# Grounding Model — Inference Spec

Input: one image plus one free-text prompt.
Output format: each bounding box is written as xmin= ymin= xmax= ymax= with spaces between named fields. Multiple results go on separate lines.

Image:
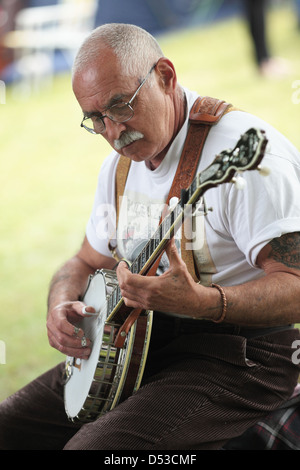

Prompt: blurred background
xmin=1 ymin=0 xmax=300 ymax=401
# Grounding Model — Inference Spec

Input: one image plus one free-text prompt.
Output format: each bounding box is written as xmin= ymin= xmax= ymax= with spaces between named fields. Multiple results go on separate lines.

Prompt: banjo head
xmin=64 ymin=269 xmax=152 ymax=422
xmin=64 ymin=270 xmax=108 ymax=420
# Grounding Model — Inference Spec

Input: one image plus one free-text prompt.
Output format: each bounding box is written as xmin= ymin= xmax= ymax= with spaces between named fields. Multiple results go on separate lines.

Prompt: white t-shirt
xmin=86 ymin=87 xmax=300 ymax=287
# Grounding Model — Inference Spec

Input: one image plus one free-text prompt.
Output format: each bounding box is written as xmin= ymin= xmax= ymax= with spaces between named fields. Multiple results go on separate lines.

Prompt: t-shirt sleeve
xmin=224 ymin=125 xmax=300 ymax=268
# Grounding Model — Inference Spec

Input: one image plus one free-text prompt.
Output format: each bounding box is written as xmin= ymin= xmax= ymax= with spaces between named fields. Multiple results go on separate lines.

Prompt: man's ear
xmin=155 ymin=58 xmax=177 ymax=93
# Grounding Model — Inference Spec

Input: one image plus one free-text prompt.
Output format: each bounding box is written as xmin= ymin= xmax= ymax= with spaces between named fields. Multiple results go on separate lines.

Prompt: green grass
xmin=1 ymin=5 xmax=300 ymax=401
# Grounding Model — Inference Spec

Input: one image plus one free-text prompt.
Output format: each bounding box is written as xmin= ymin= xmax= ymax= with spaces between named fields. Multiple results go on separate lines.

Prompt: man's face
xmin=72 ymin=50 xmax=176 ymax=168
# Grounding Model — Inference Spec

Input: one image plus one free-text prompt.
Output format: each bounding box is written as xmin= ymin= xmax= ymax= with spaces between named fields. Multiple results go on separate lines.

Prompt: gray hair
xmin=73 ymin=23 xmax=164 ymax=78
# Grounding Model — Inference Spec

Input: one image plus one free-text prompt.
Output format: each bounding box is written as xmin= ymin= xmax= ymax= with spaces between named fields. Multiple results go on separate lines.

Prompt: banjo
xmin=64 ymin=128 xmax=268 ymax=423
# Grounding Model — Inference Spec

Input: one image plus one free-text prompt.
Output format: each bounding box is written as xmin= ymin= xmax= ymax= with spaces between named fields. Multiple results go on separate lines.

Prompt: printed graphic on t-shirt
xmin=117 ymin=190 xmax=215 ymax=278
xmin=117 ymin=190 xmax=182 ymax=272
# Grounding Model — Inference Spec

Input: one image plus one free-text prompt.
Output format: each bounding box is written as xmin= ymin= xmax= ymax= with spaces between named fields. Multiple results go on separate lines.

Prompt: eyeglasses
xmin=80 ymin=63 xmax=156 ymax=135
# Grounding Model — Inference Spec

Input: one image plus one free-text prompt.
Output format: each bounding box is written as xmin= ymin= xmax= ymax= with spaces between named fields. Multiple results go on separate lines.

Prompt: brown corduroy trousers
xmin=0 ymin=316 xmax=299 ymax=450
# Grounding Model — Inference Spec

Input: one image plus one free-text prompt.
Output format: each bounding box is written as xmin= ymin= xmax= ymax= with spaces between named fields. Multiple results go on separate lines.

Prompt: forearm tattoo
xmin=268 ymin=232 xmax=300 ymax=270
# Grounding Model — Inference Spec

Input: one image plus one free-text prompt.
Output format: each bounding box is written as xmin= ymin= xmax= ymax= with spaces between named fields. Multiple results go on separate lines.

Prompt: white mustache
xmin=114 ymin=131 xmax=144 ymax=150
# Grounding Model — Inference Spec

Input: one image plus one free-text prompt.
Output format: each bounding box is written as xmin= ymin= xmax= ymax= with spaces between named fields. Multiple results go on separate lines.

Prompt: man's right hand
xmin=46 ymin=237 xmax=116 ymax=358
xmin=46 ymin=301 xmax=95 ymax=359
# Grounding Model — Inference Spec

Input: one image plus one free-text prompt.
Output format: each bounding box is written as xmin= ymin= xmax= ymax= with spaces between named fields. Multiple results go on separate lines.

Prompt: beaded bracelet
xmin=211 ymin=283 xmax=227 ymax=323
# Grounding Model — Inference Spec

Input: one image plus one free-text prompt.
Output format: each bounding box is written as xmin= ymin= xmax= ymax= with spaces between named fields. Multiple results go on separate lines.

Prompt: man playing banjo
xmin=0 ymin=23 xmax=300 ymax=450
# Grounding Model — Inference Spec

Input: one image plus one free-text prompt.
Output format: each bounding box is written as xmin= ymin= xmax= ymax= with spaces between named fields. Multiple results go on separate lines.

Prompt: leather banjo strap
xmin=166 ymin=96 xmax=233 ymax=281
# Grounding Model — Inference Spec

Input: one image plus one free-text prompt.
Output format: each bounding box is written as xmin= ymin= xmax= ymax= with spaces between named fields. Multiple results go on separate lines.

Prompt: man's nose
xmin=103 ymin=117 xmax=127 ymax=142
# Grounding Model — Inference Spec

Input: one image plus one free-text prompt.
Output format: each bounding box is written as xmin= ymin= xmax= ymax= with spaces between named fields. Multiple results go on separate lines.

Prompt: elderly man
xmin=0 ymin=23 xmax=300 ymax=450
